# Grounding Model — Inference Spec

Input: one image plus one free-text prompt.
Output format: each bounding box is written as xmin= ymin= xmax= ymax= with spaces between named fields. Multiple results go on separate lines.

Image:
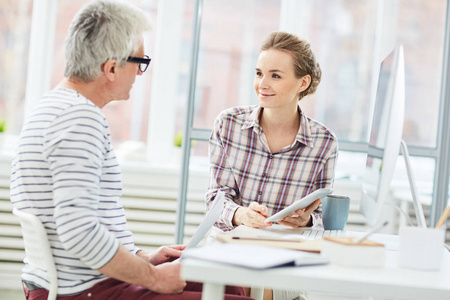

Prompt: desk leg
xmin=250 ymin=287 xmax=264 ymax=300
xmin=201 ymin=282 xmax=225 ymax=300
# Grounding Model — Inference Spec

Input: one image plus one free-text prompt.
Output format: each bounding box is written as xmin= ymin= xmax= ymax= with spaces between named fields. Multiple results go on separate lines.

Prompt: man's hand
xmin=98 ymin=244 xmax=185 ymax=294
xmin=138 ymin=245 xmax=186 ymax=265
xmin=277 ymin=199 xmax=321 ymax=228
xmin=232 ymin=202 xmax=272 ymax=228
xmin=149 ymin=262 xmax=186 ymax=294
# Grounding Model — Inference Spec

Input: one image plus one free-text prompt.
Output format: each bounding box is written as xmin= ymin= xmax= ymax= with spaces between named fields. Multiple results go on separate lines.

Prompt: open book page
xmin=175 ymin=191 xmax=225 ymax=262
xmin=182 ymin=243 xmax=328 ymax=269
xmin=185 ymin=190 xmax=225 ymax=249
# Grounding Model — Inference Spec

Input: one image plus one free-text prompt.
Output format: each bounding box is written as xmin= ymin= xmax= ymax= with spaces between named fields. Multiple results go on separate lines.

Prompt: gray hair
xmin=64 ymin=0 xmax=152 ymax=82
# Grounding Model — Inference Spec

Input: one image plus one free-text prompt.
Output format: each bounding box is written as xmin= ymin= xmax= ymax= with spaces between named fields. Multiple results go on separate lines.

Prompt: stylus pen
xmin=354 ymin=221 xmax=389 ymax=244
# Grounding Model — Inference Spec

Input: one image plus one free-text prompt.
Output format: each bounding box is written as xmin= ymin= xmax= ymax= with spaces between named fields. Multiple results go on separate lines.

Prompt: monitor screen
xmin=360 ymin=45 xmax=405 ymax=227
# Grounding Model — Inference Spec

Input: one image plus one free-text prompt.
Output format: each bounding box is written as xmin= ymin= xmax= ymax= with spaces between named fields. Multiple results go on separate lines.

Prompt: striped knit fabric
xmin=10 ymin=88 xmax=139 ymax=295
xmin=207 ymin=105 xmax=338 ymax=230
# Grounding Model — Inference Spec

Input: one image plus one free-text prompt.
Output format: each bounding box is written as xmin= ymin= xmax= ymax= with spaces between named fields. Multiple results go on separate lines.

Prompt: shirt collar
xmin=241 ymin=104 xmax=314 ymax=148
xmin=241 ymin=106 xmax=262 ymax=134
xmin=297 ymin=107 xmax=314 ymax=148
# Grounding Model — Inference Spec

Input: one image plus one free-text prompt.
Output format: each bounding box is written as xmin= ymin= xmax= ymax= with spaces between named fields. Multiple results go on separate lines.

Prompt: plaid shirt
xmin=207 ymin=104 xmax=338 ymax=231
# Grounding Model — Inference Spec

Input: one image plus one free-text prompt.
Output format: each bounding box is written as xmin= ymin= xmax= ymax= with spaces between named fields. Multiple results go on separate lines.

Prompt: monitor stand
xmin=400 ymin=140 xmax=427 ymax=228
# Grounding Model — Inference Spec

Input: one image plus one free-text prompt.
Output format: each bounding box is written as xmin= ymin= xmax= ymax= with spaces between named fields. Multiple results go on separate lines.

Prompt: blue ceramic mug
xmin=322 ymin=195 xmax=350 ymax=230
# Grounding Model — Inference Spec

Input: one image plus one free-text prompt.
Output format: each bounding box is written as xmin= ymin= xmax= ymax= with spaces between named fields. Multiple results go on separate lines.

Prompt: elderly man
xmin=10 ymin=1 xmax=251 ymax=299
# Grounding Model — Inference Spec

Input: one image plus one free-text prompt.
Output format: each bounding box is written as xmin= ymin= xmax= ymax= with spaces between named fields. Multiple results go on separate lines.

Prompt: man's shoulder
xmin=26 ymin=89 xmax=107 ymax=136
xmin=38 ymin=89 xmax=104 ymax=119
xmin=42 ymin=89 xmax=97 ymax=107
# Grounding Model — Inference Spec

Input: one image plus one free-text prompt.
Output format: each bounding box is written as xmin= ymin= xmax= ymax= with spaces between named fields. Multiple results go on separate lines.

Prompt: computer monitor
xmin=359 ymin=45 xmax=426 ymax=228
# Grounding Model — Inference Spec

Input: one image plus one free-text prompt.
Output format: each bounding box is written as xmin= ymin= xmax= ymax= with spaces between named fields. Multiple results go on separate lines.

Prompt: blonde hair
xmin=64 ymin=0 xmax=152 ymax=82
xmin=260 ymin=31 xmax=322 ymax=100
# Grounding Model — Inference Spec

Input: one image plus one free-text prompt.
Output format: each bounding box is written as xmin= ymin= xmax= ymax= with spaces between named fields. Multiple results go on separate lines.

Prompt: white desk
xmin=181 ymin=234 xmax=450 ymax=300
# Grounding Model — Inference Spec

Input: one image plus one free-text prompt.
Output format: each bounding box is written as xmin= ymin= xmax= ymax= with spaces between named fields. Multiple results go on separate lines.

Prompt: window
xmin=180 ymin=0 xmax=449 ymax=233
xmin=1 ymin=0 xmax=449 ymax=231
xmin=0 ymin=0 xmax=32 ymax=136
xmin=191 ymin=0 xmax=281 ymax=130
xmin=187 ymin=0 xmax=446 ymax=149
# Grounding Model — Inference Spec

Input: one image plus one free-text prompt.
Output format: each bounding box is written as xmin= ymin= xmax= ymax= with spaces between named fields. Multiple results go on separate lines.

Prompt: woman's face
xmin=254 ymin=49 xmax=309 ymax=111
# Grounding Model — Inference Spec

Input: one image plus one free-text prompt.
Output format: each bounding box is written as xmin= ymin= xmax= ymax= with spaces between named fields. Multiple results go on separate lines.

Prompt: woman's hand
xmin=138 ymin=245 xmax=186 ymax=265
xmin=232 ymin=202 xmax=272 ymax=228
xmin=277 ymin=199 xmax=321 ymax=228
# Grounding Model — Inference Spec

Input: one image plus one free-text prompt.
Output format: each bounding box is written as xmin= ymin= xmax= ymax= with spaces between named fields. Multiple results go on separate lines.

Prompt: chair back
xmin=13 ymin=207 xmax=58 ymax=300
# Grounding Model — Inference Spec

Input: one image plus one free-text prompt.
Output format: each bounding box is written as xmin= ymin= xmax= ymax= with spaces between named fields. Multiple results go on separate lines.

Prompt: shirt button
xmin=269 ymin=154 xmax=273 ymax=159
xmin=264 ymin=173 xmax=268 ymax=177
xmin=258 ymin=191 xmax=262 ymax=195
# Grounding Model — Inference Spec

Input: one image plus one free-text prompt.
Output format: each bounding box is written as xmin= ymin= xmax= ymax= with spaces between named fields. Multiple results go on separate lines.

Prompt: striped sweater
xmin=10 ymin=88 xmax=139 ymax=295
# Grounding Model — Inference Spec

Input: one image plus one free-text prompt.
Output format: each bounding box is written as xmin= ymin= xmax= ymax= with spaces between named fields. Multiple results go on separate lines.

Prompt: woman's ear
xmin=103 ymin=59 xmax=117 ymax=81
xmin=298 ymin=75 xmax=311 ymax=93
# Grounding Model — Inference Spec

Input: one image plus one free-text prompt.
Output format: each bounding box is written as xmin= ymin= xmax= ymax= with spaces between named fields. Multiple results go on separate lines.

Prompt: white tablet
xmin=264 ymin=188 xmax=333 ymax=223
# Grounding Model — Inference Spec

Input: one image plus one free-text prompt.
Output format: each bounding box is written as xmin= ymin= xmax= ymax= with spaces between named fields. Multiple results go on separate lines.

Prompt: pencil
xmin=435 ymin=206 xmax=450 ymax=229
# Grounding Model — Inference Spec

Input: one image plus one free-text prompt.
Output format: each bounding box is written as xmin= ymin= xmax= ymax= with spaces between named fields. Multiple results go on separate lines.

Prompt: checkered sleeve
xmin=206 ymin=114 xmax=241 ymax=231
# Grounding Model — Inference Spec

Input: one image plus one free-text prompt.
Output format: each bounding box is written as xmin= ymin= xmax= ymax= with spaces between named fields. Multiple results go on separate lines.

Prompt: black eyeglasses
xmin=126 ymin=55 xmax=151 ymax=72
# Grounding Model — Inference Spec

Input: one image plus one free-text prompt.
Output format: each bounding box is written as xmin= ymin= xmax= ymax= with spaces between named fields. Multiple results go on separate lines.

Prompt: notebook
xmin=216 ymin=233 xmax=323 ymax=253
xmin=216 ymin=224 xmax=324 ymax=253
xmin=182 ymin=243 xmax=328 ymax=269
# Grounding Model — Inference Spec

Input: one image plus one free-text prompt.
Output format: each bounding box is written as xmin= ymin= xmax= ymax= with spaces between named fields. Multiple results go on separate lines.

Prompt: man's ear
xmin=103 ymin=59 xmax=117 ymax=81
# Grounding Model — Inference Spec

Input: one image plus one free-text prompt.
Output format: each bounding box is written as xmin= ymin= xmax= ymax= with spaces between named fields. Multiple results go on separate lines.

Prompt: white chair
xmin=13 ymin=207 xmax=58 ymax=300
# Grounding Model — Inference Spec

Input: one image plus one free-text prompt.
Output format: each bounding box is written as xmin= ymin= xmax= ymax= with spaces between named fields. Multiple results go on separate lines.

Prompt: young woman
xmin=206 ymin=31 xmax=338 ymax=300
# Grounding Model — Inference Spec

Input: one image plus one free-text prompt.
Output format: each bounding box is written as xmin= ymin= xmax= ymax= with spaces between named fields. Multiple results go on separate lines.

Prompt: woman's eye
xmin=272 ymin=74 xmax=281 ymax=79
xmin=256 ymin=71 xmax=262 ymax=76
